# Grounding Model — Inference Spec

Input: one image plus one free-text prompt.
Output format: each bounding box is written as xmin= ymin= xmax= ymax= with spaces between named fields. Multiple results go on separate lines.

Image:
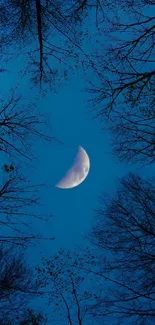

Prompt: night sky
xmin=1 ymin=2 xmax=155 ymax=324
xmin=1 ymin=42 xmax=134 ymax=255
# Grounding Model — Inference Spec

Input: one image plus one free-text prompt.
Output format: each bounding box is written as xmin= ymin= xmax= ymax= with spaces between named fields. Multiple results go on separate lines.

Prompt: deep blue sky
xmin=1 ymin=6 xmax=155 ymax=323
xmin=1 ymin=56 xmax=135 ymax=255
xmin=3 ymin=62 xmax=153 ymax=258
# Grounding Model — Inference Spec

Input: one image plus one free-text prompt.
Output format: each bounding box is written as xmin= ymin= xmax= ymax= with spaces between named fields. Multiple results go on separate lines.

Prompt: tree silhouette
xmin=0 ymin=164 xmax=53 ymax=246
xmin=85 ymin=173 xmax=155 ymax=324
xmin=0 ymin=244 xmax=47 ymax=324
xmin=64 ymin=0 xmax=105 ymax=27
xmin=36 ymin=248 xmax=101 ymax=324
xmin=87 ymin=1 xmax=155 ymax=165
xmin=0 ymin=0 xmax=84 ymax=89
xmin=0 ymin=88 xmax=54 ymax=162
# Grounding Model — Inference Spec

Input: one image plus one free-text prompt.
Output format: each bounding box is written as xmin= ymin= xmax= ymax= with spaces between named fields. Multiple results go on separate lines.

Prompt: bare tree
xmin=0 ymin=244 xmax=47 ymax=324
xmin=86 ymin=0 xmax=155 ymax=165
xmin=0 ymin=0 xmax=86 ymax=89
xmin=0 ymin=88 xmax=55 ymax=162
xmin=84 ymin=173 xmax=155 ymax=324
xmin=0 ymin=164 xmax=54 ymax=246
xmin=63 ymin=0 xmax=105 ymax=28
xmin=0 ymin=89 xmax=55 ymax=245
xmin=36 ymin=248 xmax=101 ymax=324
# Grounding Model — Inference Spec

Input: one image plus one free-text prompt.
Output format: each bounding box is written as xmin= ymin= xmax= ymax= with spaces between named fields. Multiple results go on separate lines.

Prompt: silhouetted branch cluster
xmin=0 ymin=89 xmax=54 ymax=161
xmin=87 ymin=0 xmax=155 ymax=165
xmin=0 ymin=244 xmax=47 ymax=324
xmin=64 ymin=0 xmax=105 ymax=27
xmin=36 ymin=248 xmax=101 ymax=324
xmin=0 ymin=0 xmax=85 ymax=89
xmin=0 ymin=165 xmax=54 ymax=246
xmin=84 ymin=173 xmax=155 ymax=324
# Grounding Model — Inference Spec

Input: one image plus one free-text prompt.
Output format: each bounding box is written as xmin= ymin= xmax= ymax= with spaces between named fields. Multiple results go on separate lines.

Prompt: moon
xmin=56 ymin=145 xmax=90 ymax=189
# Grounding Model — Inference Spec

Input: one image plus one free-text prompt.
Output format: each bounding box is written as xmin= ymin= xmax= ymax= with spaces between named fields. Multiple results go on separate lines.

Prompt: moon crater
xmin=56 ymin=146 xmax=90 ymax=189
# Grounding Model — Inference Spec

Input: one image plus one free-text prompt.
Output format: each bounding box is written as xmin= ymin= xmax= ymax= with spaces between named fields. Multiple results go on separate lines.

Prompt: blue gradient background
xmin=1 ymin=9 xmax=155 ymax=323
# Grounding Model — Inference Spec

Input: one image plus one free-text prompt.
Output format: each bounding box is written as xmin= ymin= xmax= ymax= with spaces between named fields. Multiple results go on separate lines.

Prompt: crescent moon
xmin=56 ymin=145 xmax=90 ymax=189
